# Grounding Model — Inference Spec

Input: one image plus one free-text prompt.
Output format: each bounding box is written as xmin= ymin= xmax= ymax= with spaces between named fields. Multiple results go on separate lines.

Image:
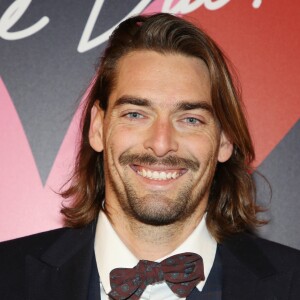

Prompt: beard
xmin=121 ymin=182 xmax=205 ymax=226
xmin=106 ymin=151 xmax=210 ymax=226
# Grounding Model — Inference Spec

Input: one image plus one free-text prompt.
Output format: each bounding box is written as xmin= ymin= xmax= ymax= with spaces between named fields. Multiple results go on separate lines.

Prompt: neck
xmin=106 ymin=203 xmax=206 ymax=261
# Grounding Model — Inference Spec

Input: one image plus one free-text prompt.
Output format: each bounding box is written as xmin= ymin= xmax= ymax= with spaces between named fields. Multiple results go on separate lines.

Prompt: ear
xmin=89 ymin=101 xmax=104 ymax=152
xmin=217 ymin=131 xmax=233 ymax=163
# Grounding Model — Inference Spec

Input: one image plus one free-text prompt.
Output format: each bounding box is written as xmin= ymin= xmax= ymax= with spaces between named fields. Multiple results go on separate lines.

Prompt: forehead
xmin=108 ymin=50 xmax=211 ymax=110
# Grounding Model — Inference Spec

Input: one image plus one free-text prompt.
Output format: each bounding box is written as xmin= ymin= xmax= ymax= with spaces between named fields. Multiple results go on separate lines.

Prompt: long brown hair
xmin=61 ymin=13 xmax=266 ymax=241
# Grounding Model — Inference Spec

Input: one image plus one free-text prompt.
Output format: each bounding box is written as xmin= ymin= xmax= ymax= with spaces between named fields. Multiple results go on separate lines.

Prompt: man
xmin=1 ymin=13 xmax=300 ymax=300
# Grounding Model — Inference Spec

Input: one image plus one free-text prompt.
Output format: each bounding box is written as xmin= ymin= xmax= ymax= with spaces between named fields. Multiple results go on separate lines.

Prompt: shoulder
xmin=220 ymin=233 xmax=300 ymax=298
xmin=0 ymin=224 xmax=96 ymax=299
xmin=0 ymin=227 xmax=69 ymax=259
xmin=0 ymin=227 xmax=76 ymax=299
xmin=220 ymin=232 xmax=300 ymax=278
xmin=237 ymin=233 xmax=300 ymax=262
xmin=0 ymin=222 xmax=96 ymax=268
xmin=252 ymin=235 xmax=300 ymax=257
xmin=0 ymin=227 xmax=69 ymax=285
xmin=222 ymin=232 xmax=300 ymax=264
xmin=252 ymin=235 xmax=300 ymax=270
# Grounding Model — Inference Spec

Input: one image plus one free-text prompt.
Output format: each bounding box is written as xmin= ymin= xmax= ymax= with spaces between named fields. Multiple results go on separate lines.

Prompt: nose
xmin=143 ymin=118 xmax=179 ymax=157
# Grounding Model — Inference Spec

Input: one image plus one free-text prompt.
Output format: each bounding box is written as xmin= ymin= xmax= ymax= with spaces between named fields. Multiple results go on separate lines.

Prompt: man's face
xmin=89 ymin=50 xmax=232 ymax=226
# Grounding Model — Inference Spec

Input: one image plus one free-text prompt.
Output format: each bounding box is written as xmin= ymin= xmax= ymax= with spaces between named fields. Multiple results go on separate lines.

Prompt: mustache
xmin=119 ymin=153 xmax=199 ymax=172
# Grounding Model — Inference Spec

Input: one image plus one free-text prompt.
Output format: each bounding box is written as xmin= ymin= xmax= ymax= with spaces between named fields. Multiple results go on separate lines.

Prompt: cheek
xmin=104 ymin=124 xmax=142 ymax=158
xmin=183 ymin=131 xmax=220 ymax=161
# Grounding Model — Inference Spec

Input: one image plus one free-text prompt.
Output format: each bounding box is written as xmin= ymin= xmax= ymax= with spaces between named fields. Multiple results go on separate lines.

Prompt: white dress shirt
xmin=94 ymin=211 xmax=217 ymax=300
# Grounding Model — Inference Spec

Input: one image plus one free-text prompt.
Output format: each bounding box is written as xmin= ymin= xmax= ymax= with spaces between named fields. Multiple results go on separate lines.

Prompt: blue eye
xmin=185 ymin=117 xmax=200 ymax=124
xmin=126 ymin=112 xmax=144 ymax=119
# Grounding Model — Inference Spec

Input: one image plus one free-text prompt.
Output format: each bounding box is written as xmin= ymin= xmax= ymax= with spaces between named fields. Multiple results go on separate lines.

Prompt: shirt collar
xmin=94 ymin=211 xmax=217 ymax=294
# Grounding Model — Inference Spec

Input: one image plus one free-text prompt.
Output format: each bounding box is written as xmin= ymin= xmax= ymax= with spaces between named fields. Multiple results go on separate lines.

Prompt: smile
xmin=131 ymin=165 xmax=186 ymax=181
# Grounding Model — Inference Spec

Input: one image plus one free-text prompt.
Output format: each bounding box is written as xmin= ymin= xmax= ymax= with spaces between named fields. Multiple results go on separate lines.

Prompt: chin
xmin=127 ymin=195 xmax=189 ymax=226
xmin=131 ymin=211 xmax=183 ymax=226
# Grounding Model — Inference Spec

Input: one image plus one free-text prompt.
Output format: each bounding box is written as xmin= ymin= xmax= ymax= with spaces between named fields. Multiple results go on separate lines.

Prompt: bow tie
xmin=109 ymin=252 xmax=205 ymax=300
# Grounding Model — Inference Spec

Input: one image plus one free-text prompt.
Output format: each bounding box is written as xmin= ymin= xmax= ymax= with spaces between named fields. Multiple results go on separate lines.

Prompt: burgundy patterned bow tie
xmin=109 ymin=252 xmax=205 ymax=300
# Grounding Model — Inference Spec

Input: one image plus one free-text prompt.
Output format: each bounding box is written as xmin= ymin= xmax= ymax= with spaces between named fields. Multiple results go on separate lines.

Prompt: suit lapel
xmin=24 ymin=225 xmax=287 ymax=299
xmin=26 ymin=223 xmax=96 ymax=300
xmin=220 ymin=233 xmax=277 ymax=300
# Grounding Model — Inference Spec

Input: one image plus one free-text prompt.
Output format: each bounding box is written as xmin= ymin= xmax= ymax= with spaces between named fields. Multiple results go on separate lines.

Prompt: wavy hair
xmin=61 ymin=13 xmax=266 ymax=241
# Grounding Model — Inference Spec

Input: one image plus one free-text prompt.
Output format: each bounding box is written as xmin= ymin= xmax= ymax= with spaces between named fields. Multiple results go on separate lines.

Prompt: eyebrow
xmin=113 ymin=96 xmax=151 ymax=108
xmin=174 ymin=101 xmax=214 ymax=115
xmin=113 ymin=96 xmax=214 ymax=115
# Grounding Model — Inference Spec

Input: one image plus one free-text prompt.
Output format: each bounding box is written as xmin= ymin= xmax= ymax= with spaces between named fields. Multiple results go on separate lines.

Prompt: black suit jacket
xmin=1 ymin=222 xmax=300 ymax=300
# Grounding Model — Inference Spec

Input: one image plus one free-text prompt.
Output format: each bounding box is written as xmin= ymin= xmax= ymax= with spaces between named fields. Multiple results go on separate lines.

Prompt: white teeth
xmin=142 ymin=169 xmax=147 ymax=177
xmin=137 ymin=169 xmax=180 ymax=180
xmin=153 ymin=171 xmax=159 ymax=179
